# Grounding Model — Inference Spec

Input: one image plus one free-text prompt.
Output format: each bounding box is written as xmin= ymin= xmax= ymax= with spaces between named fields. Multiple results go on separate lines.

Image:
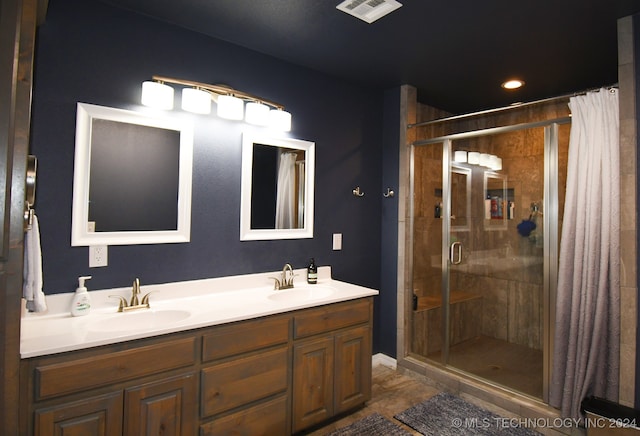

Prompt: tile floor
xmin=304 ymin=363 xmax=585 ymax=436
xmin=304 ymin=364 xmax=436 ymax=435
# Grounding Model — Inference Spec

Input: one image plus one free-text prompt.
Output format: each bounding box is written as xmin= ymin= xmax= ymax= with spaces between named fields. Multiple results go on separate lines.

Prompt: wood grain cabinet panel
xmin=124 ymin=372 xmax=197 ymax=436
xmin=334 ymin=325 xmax=372 ymax=413
xmin=292 ymin=336 xmax=334 ymax=432
xmin=201 ymin=346 xmax=288 ymax=417
xmin=293 ymin=299 xmax=370 ymax=339
xmin=35 ymin=338 xmax=196 ymax=400
xmin=200 ymin=395 xmax=288 ymax=436
xmin=202 ymin=316 xmax=289 ymax=362
xmin=34 ymin=391 xmax=123 ymax=436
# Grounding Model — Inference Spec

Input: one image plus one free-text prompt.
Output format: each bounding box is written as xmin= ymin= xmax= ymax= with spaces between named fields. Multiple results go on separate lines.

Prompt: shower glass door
xmin=410 ymin=121 xmax=569 ymax=402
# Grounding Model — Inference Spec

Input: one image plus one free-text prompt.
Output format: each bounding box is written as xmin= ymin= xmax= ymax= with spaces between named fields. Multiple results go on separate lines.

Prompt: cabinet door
xmin=34 ymin=391 xmax=123 ymax=436
xmin=334 ymin=325 xmax=372 ymax=414
xmin=292 ymin=336 xmax=334 ymax=433
xmin=124 ymin=372 xmax=196 ymax=436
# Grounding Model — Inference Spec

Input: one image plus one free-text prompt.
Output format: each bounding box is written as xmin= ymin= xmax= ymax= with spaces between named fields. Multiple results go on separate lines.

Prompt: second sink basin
xmin=268 ymin=285 xmax=336 ymax=303
xmin=89 ymin=309 xmax=191 ymax=333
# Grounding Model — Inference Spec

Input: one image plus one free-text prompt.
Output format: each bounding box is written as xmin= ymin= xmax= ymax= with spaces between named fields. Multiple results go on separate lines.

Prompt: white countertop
xmin=20 ymin=266 xmax=378 ymax=358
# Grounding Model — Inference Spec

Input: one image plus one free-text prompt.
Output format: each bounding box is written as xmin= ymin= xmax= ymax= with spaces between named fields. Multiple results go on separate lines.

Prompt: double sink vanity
xmin=20 ymin=266 xmax=378 ymax=435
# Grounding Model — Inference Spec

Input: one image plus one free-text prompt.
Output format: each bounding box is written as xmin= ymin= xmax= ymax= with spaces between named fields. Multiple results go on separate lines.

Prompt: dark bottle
xmin=307 ymin=258 xmax=317 ymax=284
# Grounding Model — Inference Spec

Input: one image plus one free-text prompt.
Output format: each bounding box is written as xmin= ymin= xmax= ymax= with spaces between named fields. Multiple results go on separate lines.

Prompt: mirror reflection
xmin=240 ymin=134 xmax=315 ymax=241
xmin=451 ymin=164 xmax=471 ymax=231
xmin=484 ymin=171 xmax=508 ymax=230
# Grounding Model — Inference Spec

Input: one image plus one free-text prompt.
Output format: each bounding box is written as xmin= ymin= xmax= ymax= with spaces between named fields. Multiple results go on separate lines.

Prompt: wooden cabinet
xmin=25 ymin=335 xmax=198 ymax=436
xmin=125 ymin=373 xmax=197 ymax=436
xmin=34 ymin=392 xmax=123 ymax=436
xmin=199 ymin=315 xmax=291 ymax=435
xmin=21 ymin=297 xmax=373 ymax=435
xmin=292 ymin=299 xmax=373 ymax=433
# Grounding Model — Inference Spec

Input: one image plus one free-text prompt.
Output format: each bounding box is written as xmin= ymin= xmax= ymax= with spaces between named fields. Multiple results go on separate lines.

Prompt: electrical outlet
xmin=89 ymin=245 xmax=108 ymax=267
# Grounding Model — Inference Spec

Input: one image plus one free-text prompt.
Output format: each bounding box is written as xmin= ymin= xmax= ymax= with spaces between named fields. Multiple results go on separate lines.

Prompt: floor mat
xmin=394 ymin=392 xmax=541 ymax=435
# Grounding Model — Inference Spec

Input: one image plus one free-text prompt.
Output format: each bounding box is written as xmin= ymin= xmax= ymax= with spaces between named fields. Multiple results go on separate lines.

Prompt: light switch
xmin=333 ymin=233 xmax=342 ymax=250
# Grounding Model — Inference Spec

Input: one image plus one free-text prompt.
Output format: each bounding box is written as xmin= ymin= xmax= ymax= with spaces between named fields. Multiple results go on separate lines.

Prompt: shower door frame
xmin=407 ymin=117 xmax=570 ymax=403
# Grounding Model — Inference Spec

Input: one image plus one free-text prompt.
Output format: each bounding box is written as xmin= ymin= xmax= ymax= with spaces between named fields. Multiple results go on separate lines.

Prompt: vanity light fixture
xmin=455 ymin=150 xmax=502 ymax=171
xmin=141 ymin=75 xmax=292 ymax=131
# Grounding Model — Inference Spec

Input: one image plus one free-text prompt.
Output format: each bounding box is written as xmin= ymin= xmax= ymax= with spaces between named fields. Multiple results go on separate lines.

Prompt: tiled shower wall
xmin=617 ymin=15 xmax=636 ymax=408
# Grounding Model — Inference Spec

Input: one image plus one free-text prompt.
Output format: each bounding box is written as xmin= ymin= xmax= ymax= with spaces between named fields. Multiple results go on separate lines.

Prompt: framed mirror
xmin=240 ymin=133 xmax=315 ymax=240
xmin=71 ymin=103 xmax=194 ymax=246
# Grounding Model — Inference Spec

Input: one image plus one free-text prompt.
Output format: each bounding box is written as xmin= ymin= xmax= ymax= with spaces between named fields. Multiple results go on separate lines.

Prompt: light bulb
xmin=245 ymin=102 xmax=270 ymax=126
xmin=181 ymin=88 xmax=211 ymax=114
xmin=141 ymin=81 xmax=174 ymax=110
xmin=217 ymin=95 xmax=244 ymax=120
xmin=269 ymin=109 xmax=292 ymax=132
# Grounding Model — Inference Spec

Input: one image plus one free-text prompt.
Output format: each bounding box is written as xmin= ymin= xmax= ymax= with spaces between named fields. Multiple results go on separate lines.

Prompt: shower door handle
xmin=449 ymin=241 xmax=462 ymax=265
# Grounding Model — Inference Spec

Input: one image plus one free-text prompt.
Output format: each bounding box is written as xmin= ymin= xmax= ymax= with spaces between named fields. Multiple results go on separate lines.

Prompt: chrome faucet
xmin=270 ymin=263 xmax=295 ymax=290
xmin=109 ymin=278 xmax=154 ymax=312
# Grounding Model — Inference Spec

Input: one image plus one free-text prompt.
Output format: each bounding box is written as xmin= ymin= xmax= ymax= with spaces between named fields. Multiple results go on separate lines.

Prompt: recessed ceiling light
xmin=501 ymin=79 xmax=525 ymax=90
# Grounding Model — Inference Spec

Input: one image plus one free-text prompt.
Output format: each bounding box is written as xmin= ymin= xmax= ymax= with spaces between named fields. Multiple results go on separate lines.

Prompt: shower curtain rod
xmin=408 ymin=84 xmax=618 ymax=128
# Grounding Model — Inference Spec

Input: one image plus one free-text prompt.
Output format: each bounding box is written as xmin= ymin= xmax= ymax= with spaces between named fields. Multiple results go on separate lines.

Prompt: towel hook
xmin=24 ymin=155 xmax=37 ymax=232
xmin=352 ymin=186 xmax=365 ymax=197
xmin=383 ymin=187 xmax=395 ymax=198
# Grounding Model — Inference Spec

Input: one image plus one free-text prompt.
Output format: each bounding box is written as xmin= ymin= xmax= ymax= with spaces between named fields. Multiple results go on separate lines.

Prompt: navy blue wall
xmin=31 ymin=0 xmax=390 ymax=351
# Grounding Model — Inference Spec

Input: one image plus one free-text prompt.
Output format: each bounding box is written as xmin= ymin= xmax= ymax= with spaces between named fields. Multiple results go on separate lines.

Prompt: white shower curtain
xmin=275 ymin=152 xmax=297 ymax=229
xmin=550 ymin=89 xmax=620 ymax=420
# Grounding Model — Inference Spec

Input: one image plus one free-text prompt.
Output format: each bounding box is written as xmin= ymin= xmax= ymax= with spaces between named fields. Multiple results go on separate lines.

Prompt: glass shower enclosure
xmin=409 ymin=120 xmax=570 ymax=402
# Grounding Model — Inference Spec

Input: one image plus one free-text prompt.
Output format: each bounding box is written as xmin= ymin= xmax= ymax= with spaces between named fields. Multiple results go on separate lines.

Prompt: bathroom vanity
xmin=19 ymin=267 xmax=377 ymax=435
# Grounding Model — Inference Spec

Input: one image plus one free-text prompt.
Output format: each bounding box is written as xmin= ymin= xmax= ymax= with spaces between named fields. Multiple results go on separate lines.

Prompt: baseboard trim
xmin=372 ymin=353 xmax=397 ymax=369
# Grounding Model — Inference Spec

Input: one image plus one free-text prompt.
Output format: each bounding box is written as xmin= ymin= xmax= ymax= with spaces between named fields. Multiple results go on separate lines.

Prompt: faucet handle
xmin=269 ymin=277 xmax=281 ymax=290
xmin=109 ymin=295 xmax=128 ymax=312
xmin=140 ymin=291 xmax=154 ymax=306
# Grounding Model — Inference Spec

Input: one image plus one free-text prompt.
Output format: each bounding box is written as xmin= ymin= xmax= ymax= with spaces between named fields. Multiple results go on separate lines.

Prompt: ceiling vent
xmin=336 ymin=0 xmax=402 ymax=24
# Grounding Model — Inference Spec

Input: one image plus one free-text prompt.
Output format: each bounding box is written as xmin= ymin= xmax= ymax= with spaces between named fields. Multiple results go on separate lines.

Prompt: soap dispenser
xmin=70 ymin=275 xmax=92 ymax=317
xmin=307 ymin=258 xmax=317 ymax=284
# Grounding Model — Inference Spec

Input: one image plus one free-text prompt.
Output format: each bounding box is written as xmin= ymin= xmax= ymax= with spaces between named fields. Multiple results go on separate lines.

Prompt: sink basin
xmin=89 ymin=309 xmax=191 ymax=332
xmin=268 ymin=285 xmax=336 ymax=302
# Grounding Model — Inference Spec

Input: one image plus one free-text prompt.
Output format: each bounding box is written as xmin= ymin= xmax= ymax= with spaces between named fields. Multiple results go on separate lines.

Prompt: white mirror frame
xmin=240 ymin=133 xmax=315 ymax=241
xmin=71 ymin=103 xmax=194 ymax=246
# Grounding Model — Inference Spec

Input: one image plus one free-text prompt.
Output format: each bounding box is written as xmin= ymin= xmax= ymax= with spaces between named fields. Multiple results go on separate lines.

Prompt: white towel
xmin=23 ymin=214 xmax=47 ymax=312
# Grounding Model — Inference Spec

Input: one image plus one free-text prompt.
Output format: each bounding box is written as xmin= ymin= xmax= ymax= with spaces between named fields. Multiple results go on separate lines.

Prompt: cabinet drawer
xmin=35 ymin=337 xmax=196 ymax=400
xmin=200 ymin=395 xmax=288 ymax=436
xmin=294 ymin=299 xmax=371 ymax=339
xmin=202 ymin=315 xmax=289 ymax=362
xmin=201 ymin=346 xmax=288 ymax=417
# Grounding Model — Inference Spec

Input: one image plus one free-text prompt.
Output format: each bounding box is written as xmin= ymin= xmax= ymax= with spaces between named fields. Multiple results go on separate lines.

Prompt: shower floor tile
xmin=427 ymin=335 xmax=543 ymax=399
